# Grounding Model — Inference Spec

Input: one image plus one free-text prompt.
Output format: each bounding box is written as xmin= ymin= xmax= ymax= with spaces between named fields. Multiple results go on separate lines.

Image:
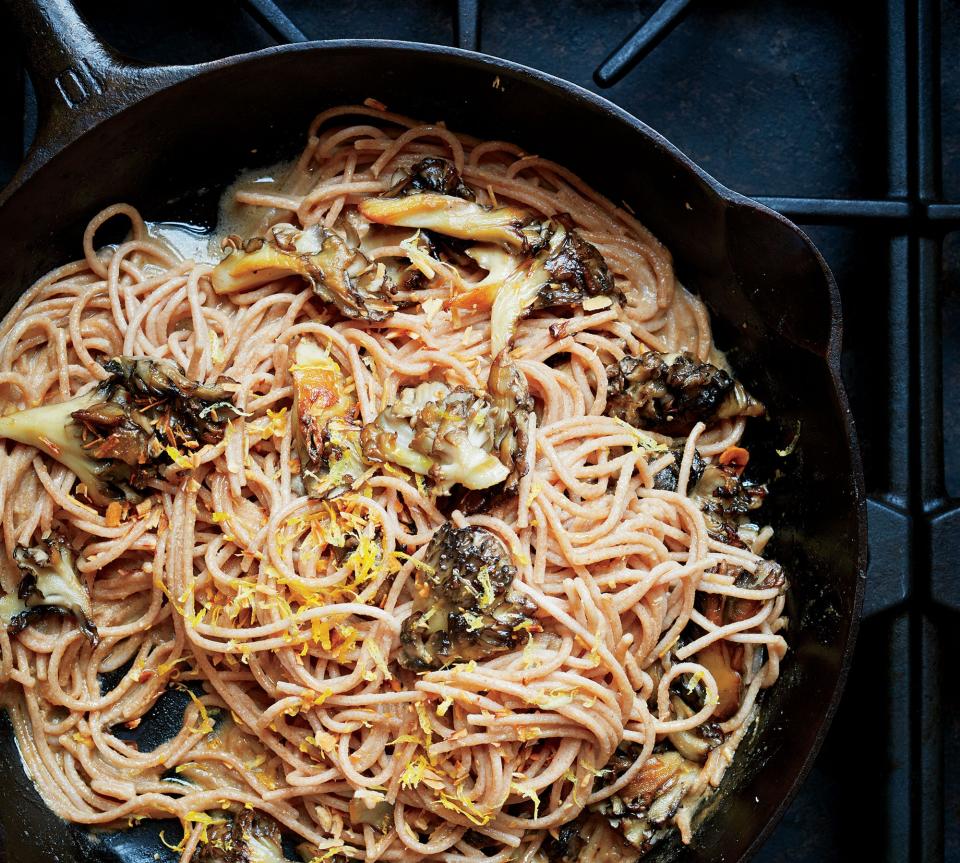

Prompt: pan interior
xmin=0 ymin=43 xmax=863 ymax=863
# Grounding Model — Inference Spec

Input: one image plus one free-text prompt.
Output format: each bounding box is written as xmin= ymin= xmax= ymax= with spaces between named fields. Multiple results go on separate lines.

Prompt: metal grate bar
xmin=755 ymin=197 xmax=912 ymax=223
xmin=242 ymin=0 xmax=308 ymax=43
xmin=905 ymin=0 xmax=947 ymax=861
xmin=594 ymin=0 xmax=693 ymax=87
xmin=887 ymin=0 xmax=910 ymax=197
xmin=926 ymin=203 xmax=960 ymax=223
xmin=455 ymin=0 xmax=481 ymax=51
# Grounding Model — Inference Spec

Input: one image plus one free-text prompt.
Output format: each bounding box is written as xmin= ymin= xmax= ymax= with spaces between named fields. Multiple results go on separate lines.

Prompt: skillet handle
xmin=2 ymin=0 xmax=194 ymax=196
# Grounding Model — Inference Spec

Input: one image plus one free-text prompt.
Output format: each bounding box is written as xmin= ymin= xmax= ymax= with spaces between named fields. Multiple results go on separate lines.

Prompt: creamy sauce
xmin=216 ymin=159 xmax=295 ymax=245
xmin=144 ymin=159 xmax=295 ymax=264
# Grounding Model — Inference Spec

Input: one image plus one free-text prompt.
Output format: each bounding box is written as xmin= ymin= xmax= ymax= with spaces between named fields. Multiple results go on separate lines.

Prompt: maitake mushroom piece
xmin=387 ymin=157 xmax=475 ymax=200
xmin=211 ymin=223 xmax=397 ymax=321
xmin=360 ymin=353 xmax=533 ymax=495
xmin=290 ymin=337 xmax=366 ymax=499
xmin=0 ymin=534 xmax=98 ymax=644
xmin=359 ymin=192 xmax=542 ymax=251
xmin=442 ymin=215 xmax=618 ymax=354
xmin=592 ymin=748 xmax=699 ymax=853
xmin=398 ymin=523 xmax=535 ymax=671
xmin=690 ymin=462 xmax=768 ymax=549
xmin=197 ymin=809 xmax=284 ymax=863
xmin=652 ymin=446 xmax=706 ymax=492
xmin=486 ymin=215 xmax=619 ymax=355
xmin=0 ymin=356 xmax=238 ymax=505
xmin=606 ymin=351 xmax=764 ymax=436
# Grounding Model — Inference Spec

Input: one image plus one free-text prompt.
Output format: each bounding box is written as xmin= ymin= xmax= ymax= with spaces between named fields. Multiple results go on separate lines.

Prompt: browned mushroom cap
xmin=592 ymin=748 xmax=700 ymax=853
xmin=211 ymin=223 xmax=397 ymax=322
xmin=397 ymin=523 xmax=535 ymax=671
xmin=197 ymin=809 xmax=285 ymax=863
xmin=605 ymin=351 xmax=763 ymax=436
xmin=689 ymin=462 xmax=768 ymax=549
xmin=360 ymin=374 xmax=526 ymax=495
xmin=0 ymin=533 xmax=98 ymax=645
xmin=290 ymin=338 xmax=365 ymax=499
xmin=0 ymin=357 xmax=238 ymax=505
xmin=387 ymin=157 xmax=475 ymax=200
xmin=486 ymin=350 xmax=534 ymax=492
xmin=485 ymin=217 xmax=619 ymax=355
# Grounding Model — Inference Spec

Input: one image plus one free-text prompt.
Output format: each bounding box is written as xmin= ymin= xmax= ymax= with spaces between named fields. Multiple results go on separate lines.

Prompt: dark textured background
xmin=0 ymin=1 xmax=956 ymax=861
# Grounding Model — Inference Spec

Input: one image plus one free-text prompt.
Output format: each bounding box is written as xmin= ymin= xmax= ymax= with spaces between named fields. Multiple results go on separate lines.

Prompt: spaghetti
xmin=0 ymin=105 xmax=788 ymax=863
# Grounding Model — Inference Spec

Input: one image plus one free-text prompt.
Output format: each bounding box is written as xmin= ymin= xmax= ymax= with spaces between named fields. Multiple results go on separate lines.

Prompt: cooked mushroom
xmin=605 ymin=351 xmax=764 ymax=436
xmin=487 ymin=216 xmax=618 ymax=355
xmin=291 ymin=337 xmax=366 ymax=499
xmin=0 ymin=356 xmax=238 ymax=505
xmin=0 ymin=534 xmax=98 ymax=645
xmin=387 ymin=157 xmax=475 ymax=200
xmin=592 ymin=749 xmax=699 ymax=853
xmin=358 ymin=193 xmax=539 ymax=251
xmin=723 ymin=561 xmax=788 ymax=624
xmin=485 ymin=351 xmax=534 ymax=491
xmin=666 ymin=696 xmax=723 ymax=762
xmin=444 ymin=216 xmax=618 ymax=355
xmin=197 ymin=809 xmax=284 ymax=863
xmin=360 ymin=356 xmax=533 ymax=495
xmin=652 ymin=446 xmax=706 ymax=492
xmin=398 ymin=523 xmax=535 ymax=671
xmin=212 ymin=223 xmax=397 ymax=321
xmin=541 ymin=816 xmax=587 ymax=863
xmin=689 ymin=463 xmax=767 ymax=548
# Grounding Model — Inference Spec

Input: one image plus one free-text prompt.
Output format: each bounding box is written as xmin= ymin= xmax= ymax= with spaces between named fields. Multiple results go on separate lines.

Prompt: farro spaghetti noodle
xmin=0 ymin=105 xmax=787 ymax=863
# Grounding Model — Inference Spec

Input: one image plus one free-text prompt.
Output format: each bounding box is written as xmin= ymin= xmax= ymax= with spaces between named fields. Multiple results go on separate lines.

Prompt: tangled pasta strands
xmin=0 ymin=106 xmax=787 ymax=863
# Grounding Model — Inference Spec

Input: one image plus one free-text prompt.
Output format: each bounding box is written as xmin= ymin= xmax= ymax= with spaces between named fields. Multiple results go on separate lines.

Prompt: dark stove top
xmin=2 ymin=2 xmax=957 ymax=862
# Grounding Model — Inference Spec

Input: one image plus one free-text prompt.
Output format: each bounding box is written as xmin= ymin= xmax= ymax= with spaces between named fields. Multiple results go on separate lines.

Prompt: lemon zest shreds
xmin=511 ymin=781 xmax=541 ymax=818
xmin=393 ymin=550 xmax=435 ymax=574
xmin=612 ymin=417 xmax=668 ymax=453
xmin=303 ymin=688 xmax=334 ymax=708
xmin=266 ymin=407 xmax=288 ymax=437
xmin=184 ymin=810 xmax=225 ymax=844
xmin=345 ymin=533 xmax=381 ymax=584
xmin=462 ymin=611 xmax=484 ymax=632
xmin=517 ymin=725 xmax=542 ymax=742
xmin=400 ymin=755 xmax=445 ymax=790
xmin=177 ymin=685 xmax=216 ymax=735
xmin=158 ymin=829 xmax=185 ymax=853
xmin=311 ymin=618 xmax=334 ymax=650
xmin=165 ymin=445 xmax=193 ymax=469
xmin=158 ymin=655 xmax=190 ymax=676
xmin=477 ymin=567 xmax=495 ymax=609
xmin=438 ymin=785 xmax=492 ymax=826
xmin=415 ymin=701 xmax=433 ymax=739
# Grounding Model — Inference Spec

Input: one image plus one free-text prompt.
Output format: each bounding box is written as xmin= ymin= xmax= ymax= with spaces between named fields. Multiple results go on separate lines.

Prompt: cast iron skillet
xmin=0 ymin=0 xmax=867 ymax=861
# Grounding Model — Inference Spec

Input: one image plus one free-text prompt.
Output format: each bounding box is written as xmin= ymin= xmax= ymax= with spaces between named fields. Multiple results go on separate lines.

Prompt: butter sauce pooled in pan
xmin=0 ymin=105 xmax=786 ymax=863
